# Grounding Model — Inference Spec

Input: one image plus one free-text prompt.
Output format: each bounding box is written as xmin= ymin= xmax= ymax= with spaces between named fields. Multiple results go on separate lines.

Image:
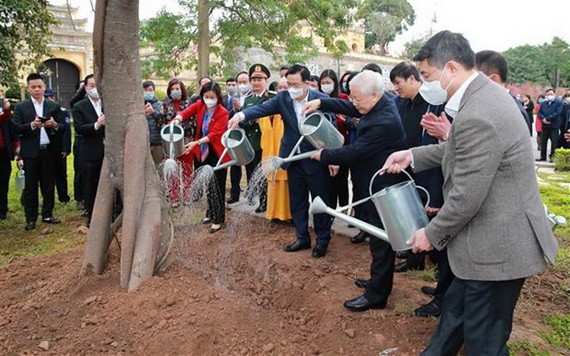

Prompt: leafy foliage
xmin=503 ymin=37 xmax=570 ymax=87
xmin=402 ymin=33 xmax=430 ymax=60
xmin=356 ymin=0 xmax=415 ymax=51
xmin=542 ymin=314 xmax=570 ymax=349
xmin=0 ymin=0 xmax=58 ymax=86
xmin=139 ymin=0 xmax=358 ymax=79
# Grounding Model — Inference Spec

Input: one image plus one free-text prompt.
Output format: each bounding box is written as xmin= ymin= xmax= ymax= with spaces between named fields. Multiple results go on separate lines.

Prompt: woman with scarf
xmin=174 ymin=82 xmax=229 ymax=233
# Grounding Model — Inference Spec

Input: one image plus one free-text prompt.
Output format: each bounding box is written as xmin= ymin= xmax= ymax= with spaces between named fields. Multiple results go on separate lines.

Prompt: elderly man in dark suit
xmin=228 ymin=64 xmax=334 ymax=258
xmin=383 ymin=30 xmax=558 ymax=356
xmin=304 ymin=70 xmax=408 ymax=311
xmin=12 ymin=73 xmax=66 ymax=230
xmin=73 ymin=75 xmax=105 ymax=226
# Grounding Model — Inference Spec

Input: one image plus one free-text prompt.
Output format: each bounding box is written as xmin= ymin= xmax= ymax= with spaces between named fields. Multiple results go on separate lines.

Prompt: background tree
xmin=503 ymin=38 xmax=570 ymax=87
xmin=0 ymin=0 xmax=58 ymax=86
xmin=401 ymin=33 xmax=430 ymax=60
xmin=139 ymin=0 xmax=358 ymax=79
xmin=357 ymin=0 xmax=415 ymax=54
xmin=82 ymin=0 xmax=172 ymax=291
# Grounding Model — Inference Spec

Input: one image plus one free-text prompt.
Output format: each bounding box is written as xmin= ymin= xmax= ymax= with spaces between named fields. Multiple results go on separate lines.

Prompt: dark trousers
xmin=197 ymin=148 xmax=226 ymax=224
xmin=432 ymin=248 xmax=454 ymax=307
xmin=540 ymin=127 xmax=559 ymax=160
xmin=23 ymin=149 xmax=57 ymax=222
xmin=287 ymin=161 xmax=333 ymax=245
xmin=55 ymin=153 xmax=70 ymax=202
xmin=0 ymin=147 xmax=11 ymax=215
xmin=364 ymin=215 xmax=395 ymax=306
xmin=81 ymin=160 xmax=103 ymax=219
xmin=229 ymin=165 xmax=242 ymax=200
xmin=245 ymin=150 xmax=266 ymax=207
xmin=330 ymin=164 xmax=349 ymax=208
xmin=73 ymin=137 xmax=83 ymax=202
xmin=421 ymin=277 xmax=525 ymax=356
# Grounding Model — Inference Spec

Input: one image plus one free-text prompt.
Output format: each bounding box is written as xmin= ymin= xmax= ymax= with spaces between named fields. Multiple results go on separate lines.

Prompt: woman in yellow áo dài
xmin=258 ymin=113 xmax=292 ymax=222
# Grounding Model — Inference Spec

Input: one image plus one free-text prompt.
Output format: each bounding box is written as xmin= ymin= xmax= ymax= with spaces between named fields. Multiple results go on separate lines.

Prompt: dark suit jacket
xmin=12 ymin=98 xmax=65 ymax=159
xmin=240 ymin=90 xmax=275 ymax=151
xmin=1 ymin=107 xmax=18 ymax=160
xmin=73 ymin=98 xmax=105 ymax=162
xmin=319 ymin=95 xmax=408 ymax=220
xmin=241 ymin=89 xmax=331 ymax=173
xmin=393 ymin=95 xmax=446 ymax=208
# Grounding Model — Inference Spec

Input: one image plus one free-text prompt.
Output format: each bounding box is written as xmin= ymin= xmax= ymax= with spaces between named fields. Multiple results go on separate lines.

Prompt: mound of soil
xmin=0 ymin=212 xmax=567 ymax=354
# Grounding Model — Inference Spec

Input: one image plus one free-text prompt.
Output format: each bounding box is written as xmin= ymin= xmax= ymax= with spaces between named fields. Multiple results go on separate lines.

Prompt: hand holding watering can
xmin=381 ymin=149 xmax=433 ymax=254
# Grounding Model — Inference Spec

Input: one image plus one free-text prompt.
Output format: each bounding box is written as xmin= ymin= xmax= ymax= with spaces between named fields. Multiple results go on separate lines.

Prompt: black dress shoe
xmin=283 ymin=240 xmax=311 ymax=252
xmin=421 ymin=286 xmax=436 ymax=296
xmin=350 ymin=230 xmax=368 ymax=244
xmin=343 ymin=295 xmax=385 ymax=312
xmin=311 ymin=244 xmax=328 ymax=258
xmin=42 ymin=217 xmax=61 ymax=224
xmin=201 ymin=217 xmax=212 ymax=224
xmin=227 ymin=197 xmax=239 ymax=204
xmin=414 ymin=300 xmax=441 ymax=318
xmin=25 ymin=221 xmax=36 ymax=231
xmin=354 ymin=278 xmax=369 ymax=289
xmin=394 ymin=261 xmax=425 ymax=273
xmin=395 ymin=250 xmax=411 ymax=259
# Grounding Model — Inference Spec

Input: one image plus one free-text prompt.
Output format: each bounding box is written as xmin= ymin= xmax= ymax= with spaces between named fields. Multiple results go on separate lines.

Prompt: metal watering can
xmin=14 ymin=169 xmax=25 ymax=192
xmin=161 ymin=122 xmax=185 ymax=158
xmin=211 ymin=128 xmax=255 ymax=171
xmin=309 ymin=169 xmax=430 ymax=251
xmin=267 ymin=111 xmax=344 ymax=170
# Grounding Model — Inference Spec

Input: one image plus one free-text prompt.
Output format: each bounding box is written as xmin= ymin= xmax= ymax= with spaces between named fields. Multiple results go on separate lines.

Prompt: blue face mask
xmin=538 ymin=98 xmax=545 ymax=104
xmin=342 ymin=82 xmax=348 ymax=92
xmin=143 ymin=91 xmax=155 ymax=101
xmin=170 ymin=90 xmax=182 ymax=100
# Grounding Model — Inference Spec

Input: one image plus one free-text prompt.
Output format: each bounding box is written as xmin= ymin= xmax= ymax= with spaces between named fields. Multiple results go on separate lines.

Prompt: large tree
xmin=503 ymin=38 xmax=570 ymax=87
xmin=357 ymin=0 xmax=415 ymax=54
xmin=81 ymin=0 xmax=172 ymax=291
xmin=139 ymin=0 xmax=358 ymax=79
xmin=0 ymin=0 xmax=57 ymax=86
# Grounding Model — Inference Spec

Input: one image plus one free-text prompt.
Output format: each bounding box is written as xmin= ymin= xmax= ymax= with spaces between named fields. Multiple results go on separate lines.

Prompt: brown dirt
xmin=0 ymin=211 xmax=568 ymax=355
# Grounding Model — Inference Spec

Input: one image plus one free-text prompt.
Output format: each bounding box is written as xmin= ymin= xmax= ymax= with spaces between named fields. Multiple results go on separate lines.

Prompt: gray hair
xmin=349 ymin=70 xmax=384 ymax=96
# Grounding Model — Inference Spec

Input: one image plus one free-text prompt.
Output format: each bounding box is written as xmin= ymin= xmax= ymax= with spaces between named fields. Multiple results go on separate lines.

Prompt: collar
xmin=88 ymin=96 xmax=101 ymax=106
xmin=32 ymin=98 xmax=44 ymax=106
xmin=445 ymin=71 xmax=479 ymax=115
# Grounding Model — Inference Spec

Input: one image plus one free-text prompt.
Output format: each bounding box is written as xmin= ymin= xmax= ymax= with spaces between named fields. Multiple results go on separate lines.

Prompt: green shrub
xmin=553 ymin=148 xmax=570 ymax=171
xmin=542 ymin=314 xmax=570 ymax=349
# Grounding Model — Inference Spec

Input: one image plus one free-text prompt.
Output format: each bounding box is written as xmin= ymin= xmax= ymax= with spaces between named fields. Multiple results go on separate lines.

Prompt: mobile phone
xmin=38 ymin=116 xmax=48 ymax=123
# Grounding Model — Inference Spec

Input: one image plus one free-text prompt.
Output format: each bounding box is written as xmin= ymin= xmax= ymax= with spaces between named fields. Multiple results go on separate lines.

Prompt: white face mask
xmin=238 ymin=84 xmax=250 ymax=95
xmin=204 ymin=98 xmax=218 ymax=108
xmin=288 ymin=87 xmax=305 ymax=100
xmin=88 ymin=87 xmax=99 ymax=99
xmin=419 ymin=66 xmax=452 ymax=105
xmin=546 ymin=95 xmax=555 ymax=101
xmin=321 ymin=83 xmax=334 ymax=95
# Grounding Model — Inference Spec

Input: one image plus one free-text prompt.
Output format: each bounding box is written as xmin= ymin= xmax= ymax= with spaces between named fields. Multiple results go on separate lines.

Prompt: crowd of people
xmin=0 ymin=29 xmax=567 ymax=355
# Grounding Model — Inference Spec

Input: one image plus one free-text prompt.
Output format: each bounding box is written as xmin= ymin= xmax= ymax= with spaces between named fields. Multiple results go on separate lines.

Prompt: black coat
xmin=73 ymin=98 xmax=105 ymax=162
xmin=11 ymin=98 xmax=65 ymax=159
xmin=320 ymin=94 xmax=408 ymax=220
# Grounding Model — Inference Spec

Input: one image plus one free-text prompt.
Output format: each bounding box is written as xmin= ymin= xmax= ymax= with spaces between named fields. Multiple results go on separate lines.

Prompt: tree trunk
xmin=197 ymin=0 xmax=210 ymax=79
xmin=81 ymin=0 xmax=173 ymax=291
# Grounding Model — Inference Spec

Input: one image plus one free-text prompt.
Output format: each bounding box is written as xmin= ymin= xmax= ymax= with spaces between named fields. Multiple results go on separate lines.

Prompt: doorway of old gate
xmin=40 ymin=58 xmax=80 ymax=108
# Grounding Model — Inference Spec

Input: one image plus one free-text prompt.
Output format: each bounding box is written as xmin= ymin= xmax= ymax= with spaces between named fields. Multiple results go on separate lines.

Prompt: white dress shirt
xmin=89 ymin=97 xmax=103 ymax=130
xmin=32 ymin=98 xmax=50 ymax=145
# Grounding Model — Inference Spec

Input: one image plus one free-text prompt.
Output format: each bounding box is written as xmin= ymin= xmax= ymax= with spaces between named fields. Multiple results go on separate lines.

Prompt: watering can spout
xmin=309 ymin=197 xmax=395 ymax=248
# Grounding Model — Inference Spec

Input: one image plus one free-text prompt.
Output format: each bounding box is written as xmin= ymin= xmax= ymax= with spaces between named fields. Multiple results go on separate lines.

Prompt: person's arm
xmin=73 ymin=103 xmax=100 ymax=137
xmin=174 ymin=100 xmax=199 ymax=122
xmin=69 ymin=86 xmax=86 ymax=109
xmin=319 ymin=97 xmax=363 ymax=118
xmin=11 ymin=103 xmax=36 ymax=135
xmin=228 ymin=95 xmax=280 ymax=129
xmin=202 ymin=107 xmax=228 ymax=147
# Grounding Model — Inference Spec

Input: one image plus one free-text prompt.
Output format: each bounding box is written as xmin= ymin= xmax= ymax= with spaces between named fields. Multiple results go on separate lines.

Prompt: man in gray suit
xmin=382 ymin=31 xmax=558 ymax=356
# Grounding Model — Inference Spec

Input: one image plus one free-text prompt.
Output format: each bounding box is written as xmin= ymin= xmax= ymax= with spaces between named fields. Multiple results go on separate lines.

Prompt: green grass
xmin=508 ymin=340 xmax=550 ymax=356
xmin=542 ymin=314 xmax=570 ymax=349
xmin=0 ymin=159 xmax=86 ymax=264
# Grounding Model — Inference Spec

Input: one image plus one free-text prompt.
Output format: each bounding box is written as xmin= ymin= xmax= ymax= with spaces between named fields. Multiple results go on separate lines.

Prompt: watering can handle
xmin=169 ymin=122 xmax=175 ymax=158
xmin=369 ymin=168 xmax=431 ymax=208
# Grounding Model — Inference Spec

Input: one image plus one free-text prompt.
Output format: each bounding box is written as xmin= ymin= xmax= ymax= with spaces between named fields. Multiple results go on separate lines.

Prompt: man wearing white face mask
xmin=381 ymin=30 xmax=558 ymax=356
xmin=73 ymin=74 xmax=106 ymax=227
xmin=537 ymin=88 xmax=563 ymax=161
xmin=228 ymin=64 xmax=335 ymax=258
xmin=227 ymin=71 xmax=251 ymax=205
